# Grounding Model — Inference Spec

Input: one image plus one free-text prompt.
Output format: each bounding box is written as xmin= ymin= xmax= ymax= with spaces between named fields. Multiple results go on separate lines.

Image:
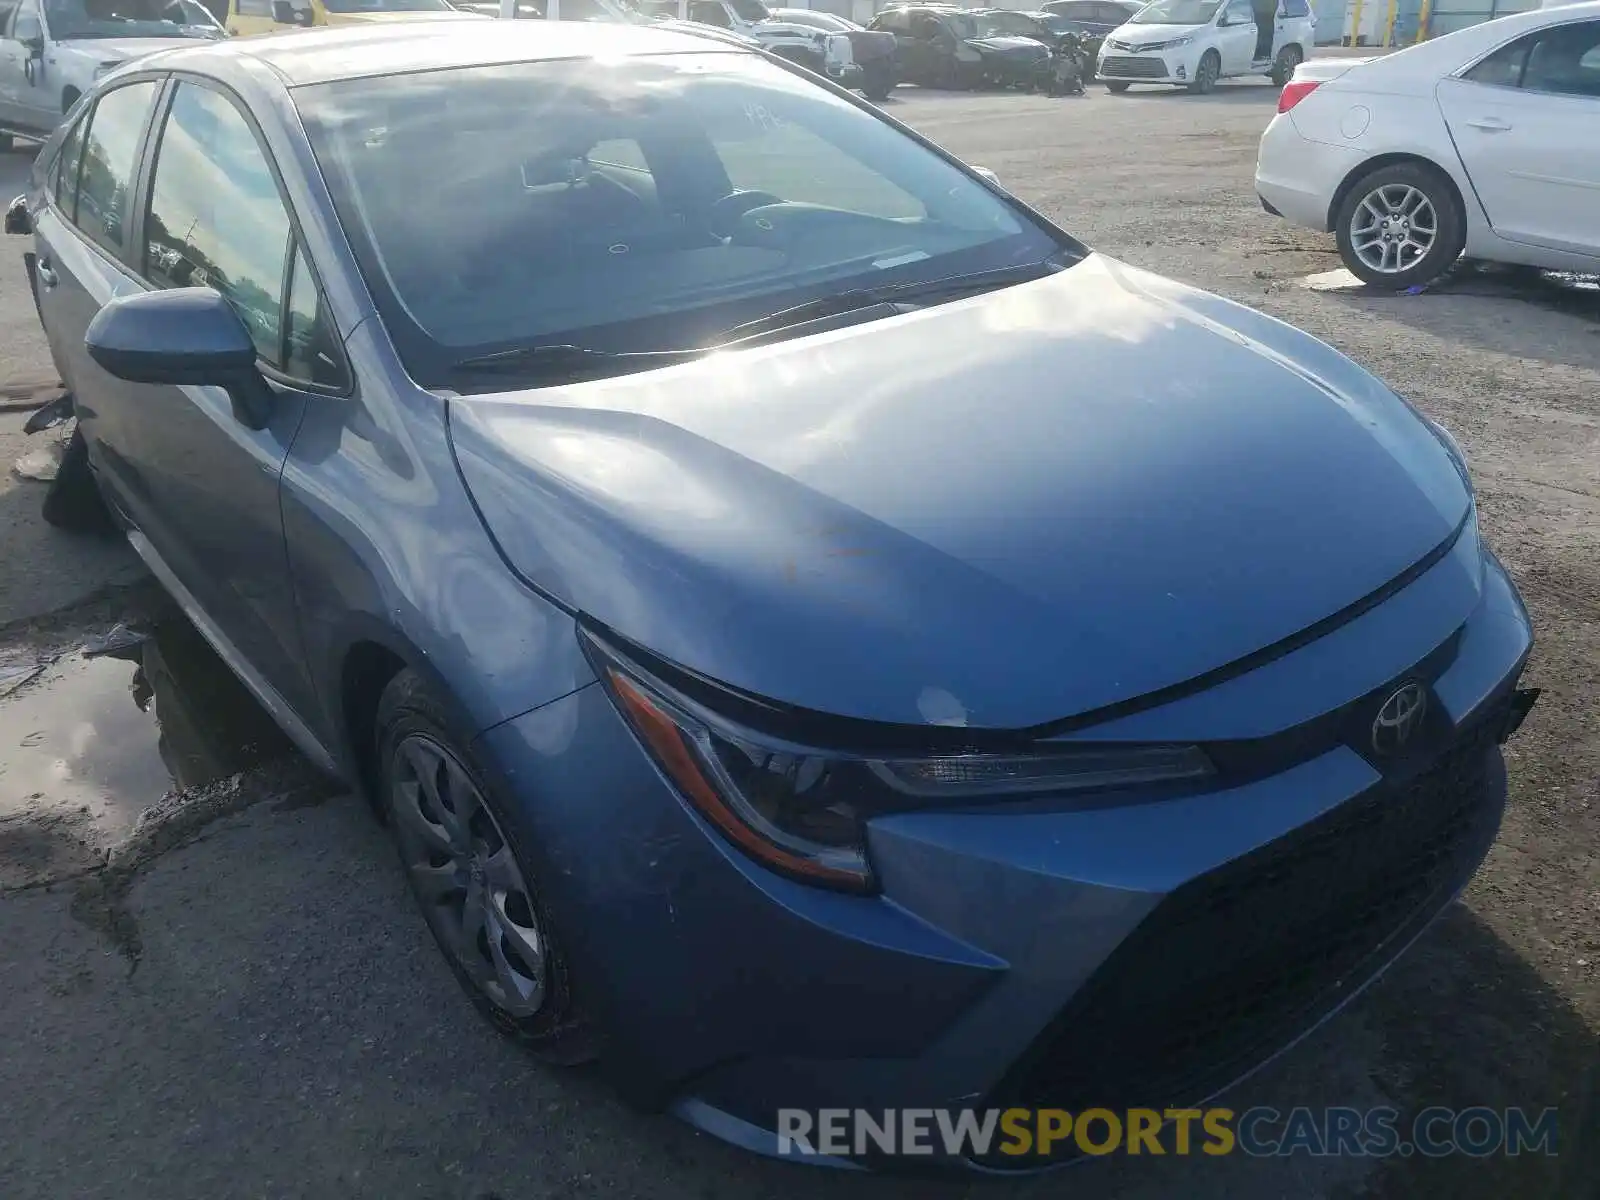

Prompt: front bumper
xmin=475 ymin=540 xmax=1533 ymax=1172
xmin=1097 ymin=49 xmax=1192 ymax=84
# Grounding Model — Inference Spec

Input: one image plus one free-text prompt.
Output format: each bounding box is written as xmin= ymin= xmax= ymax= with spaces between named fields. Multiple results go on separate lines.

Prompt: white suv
xmin=1098 ymin=0 xmax=1316 ymax=94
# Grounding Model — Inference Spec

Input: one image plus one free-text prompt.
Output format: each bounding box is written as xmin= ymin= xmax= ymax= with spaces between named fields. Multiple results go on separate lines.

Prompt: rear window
xmin=294 ymin=52 xmax=1064 ymax=389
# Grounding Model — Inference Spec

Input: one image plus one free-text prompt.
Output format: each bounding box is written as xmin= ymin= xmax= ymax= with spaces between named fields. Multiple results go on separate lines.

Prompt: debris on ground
xmin=12 ymin=439 xmax=65 ymax=482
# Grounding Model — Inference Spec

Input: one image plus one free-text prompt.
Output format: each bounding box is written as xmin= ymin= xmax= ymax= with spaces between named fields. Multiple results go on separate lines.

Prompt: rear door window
xmin=72 ymin=79 xmax=161 ymax=259
xmin=1522 ymin=21 xmax=1600 ymax=98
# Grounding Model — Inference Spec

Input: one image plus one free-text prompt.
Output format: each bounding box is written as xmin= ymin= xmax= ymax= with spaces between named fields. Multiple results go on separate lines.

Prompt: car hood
xmin=450 ymin=254 xmax=1470 ymax=730
xmin=57 ymin=35 xmax=212 ymax=62
xmin=967 ymin=35 xmax=1049 ymax=53
xmin=1106 ymin=22 xmax=1203 ymax=43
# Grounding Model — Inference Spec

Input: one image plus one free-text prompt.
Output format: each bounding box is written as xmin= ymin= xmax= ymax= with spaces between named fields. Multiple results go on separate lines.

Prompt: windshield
xmin=1038 ymin=13 xmax=1074 ymax=32
xmin=295 ymin=54 xmax=1064 ymax=389
xmin=321 ymin=0 xmax=454 ymax=12
xmin=728 ymin=0 xmax=766 ymax=17
xmin=1129 ymin=0 xmax=1220 ymax=22
xmin=43 ymin=0 xmax=224 ymax=39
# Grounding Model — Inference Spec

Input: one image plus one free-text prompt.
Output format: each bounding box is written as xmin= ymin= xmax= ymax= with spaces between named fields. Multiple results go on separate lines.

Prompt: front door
xmin=64 ymin=76 xmax=324 ymax=717
xmin=1217 ymin=0 xmax=1256 ymax=72
xmin=1438 ymin=20 xmax=1600 ymax=256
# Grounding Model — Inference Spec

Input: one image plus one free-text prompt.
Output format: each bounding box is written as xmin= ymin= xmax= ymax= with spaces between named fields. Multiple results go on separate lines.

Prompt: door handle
xmin=1465 ymin=116 xmax=1511 ymax=131
xmin=35 ymin=258 xmax=58 ymax=288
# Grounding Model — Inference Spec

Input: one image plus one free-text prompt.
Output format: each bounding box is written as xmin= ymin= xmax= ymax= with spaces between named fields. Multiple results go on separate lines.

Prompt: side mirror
xmin=23 ymin=33 xmax=46 ymax=56
xmin=971 ymin=165 xmax=1002 ymax=187
xmin=85 ymin=288 xmax=275 ymax=429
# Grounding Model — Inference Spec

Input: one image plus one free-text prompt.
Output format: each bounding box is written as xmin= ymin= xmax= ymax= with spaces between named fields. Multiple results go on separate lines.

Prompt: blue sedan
xmin=7 ymin=17 xmax=1536 ymax=1171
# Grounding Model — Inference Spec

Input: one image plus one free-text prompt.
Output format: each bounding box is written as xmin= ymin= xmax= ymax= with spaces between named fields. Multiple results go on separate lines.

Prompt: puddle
xmin=0 ymin=613 xmax=297 ymax=856
xmin=1301 ymin=263 xmax=1600 ymax=320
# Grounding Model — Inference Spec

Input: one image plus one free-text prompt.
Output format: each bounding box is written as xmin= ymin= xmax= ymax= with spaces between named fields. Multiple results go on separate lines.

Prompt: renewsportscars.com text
xmin=777 ymin=1106 xmax=1560 ymax=1160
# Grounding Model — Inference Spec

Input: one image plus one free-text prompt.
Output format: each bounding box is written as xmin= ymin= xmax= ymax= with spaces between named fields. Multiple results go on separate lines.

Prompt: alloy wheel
xmin=389 ymin=734 xmax=546 ymax=1019
xmin=1349 ymin=183 xmax=1438 ymax=276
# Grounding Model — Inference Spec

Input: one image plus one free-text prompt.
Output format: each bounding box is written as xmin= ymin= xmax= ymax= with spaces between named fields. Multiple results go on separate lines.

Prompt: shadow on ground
xmin=1303 ymin=264 xmax=1600 ymax=371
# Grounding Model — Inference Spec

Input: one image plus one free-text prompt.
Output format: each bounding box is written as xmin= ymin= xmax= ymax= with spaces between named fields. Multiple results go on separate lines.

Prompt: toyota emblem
xmin=1371 ymin=682 xmax=1427 ymax=756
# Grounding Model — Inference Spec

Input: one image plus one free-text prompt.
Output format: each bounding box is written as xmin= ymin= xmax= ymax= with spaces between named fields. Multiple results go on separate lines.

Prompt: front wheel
xmin=1104 ymin=80 xmax=1131 ymax=93
xmin=376 ymin=669 xmax=598 ymax=1064
xmin=1187 ymin=50 xmax=1220 ymax=94
xmin=1270 ymin=44 xmax=1302 ymax=86
xmin=1334 ymin=162 xmax=1466 ymax=291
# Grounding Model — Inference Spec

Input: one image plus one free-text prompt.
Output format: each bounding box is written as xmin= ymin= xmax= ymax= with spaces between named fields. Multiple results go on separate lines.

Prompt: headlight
xmin=94 ymin=61 xmax=122 ymax=79
xmin=1157 ymin=35 xmax=1192 ymax=48
xmin=587 ymin=631 xmax=1214 ymax=894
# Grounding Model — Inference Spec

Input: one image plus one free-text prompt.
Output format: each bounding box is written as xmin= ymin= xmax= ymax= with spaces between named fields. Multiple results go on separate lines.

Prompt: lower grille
xmin=985 ymin=713 xmax=1505 ymax=1149
xmin=1099 ymin=55 xmax=1169 ymax=78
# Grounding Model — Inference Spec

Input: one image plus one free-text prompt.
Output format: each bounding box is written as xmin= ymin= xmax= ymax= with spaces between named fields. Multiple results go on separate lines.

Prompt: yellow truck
xmin=216 ymin=0 xmax=484 ymax=37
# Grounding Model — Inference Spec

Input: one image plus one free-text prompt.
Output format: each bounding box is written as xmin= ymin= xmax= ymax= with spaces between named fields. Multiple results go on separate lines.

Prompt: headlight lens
xmin=589 ymin=633 xmax=1214 ymax=894
xmin=1158 ymin=35 xmax=1192 ymax=48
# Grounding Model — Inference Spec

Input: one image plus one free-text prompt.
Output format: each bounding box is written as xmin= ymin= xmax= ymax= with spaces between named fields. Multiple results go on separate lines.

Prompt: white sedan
xmin=1255 ymin=1 xmax=1600 ymax=290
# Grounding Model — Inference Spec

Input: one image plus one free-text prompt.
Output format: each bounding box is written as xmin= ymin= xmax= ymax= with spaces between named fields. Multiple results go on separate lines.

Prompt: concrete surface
xmin=0 ymin=80 xmax=1597 ymax=1200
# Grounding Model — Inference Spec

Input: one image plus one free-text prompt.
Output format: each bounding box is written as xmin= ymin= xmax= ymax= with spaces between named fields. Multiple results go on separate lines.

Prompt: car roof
xmin=131 ymin=18 xmax=749 ymax=88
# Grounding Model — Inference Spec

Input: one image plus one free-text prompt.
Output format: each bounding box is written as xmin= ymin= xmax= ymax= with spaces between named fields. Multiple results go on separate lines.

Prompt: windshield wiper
xmin=446 ymin=260 xmax=1067 ymax=383
xmin=447 ymin=342 xmax=706 ymax=380
xmin=712 ymin=260 xmax=1067 ymax=344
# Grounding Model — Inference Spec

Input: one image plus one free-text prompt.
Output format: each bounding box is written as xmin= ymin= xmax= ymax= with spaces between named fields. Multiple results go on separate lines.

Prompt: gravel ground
xmin=0 ymin=79 xmax=1596 ymax=1200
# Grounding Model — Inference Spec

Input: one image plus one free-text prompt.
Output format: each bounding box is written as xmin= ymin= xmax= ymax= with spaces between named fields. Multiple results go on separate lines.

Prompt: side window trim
xmin=143 ymin=72 xmax=353 ymax=396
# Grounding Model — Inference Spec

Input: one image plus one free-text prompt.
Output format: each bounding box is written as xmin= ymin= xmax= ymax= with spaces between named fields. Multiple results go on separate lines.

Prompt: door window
xmin=1522 ymin=21 xmax=1600 ymax=99
xmin=144 ymin=81 xmax=343 ymax=385
xmin=236 ymin=0 xmax=273 ymax=14
xmin=909 ymin=12 xmax=943 ymax=39
xmin=870 ymin=8 xmax=908 ymax=32
xmin=72 ymin=79 xmax=160 ymax=257
xmin=1280 ymin=0 xmax=1309 ymax=17
xmin=53 ymin=113 xmax=87 ymax=219
xmin=1222 ymin=0 xmax=1253 ymax=25
xmin=11 ymin=0 xmax=39 ymax=40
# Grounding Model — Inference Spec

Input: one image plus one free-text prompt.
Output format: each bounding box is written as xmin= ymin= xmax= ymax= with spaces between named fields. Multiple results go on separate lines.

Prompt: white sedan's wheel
xmin=1334 ymin=162 xmax=1466 ymax=292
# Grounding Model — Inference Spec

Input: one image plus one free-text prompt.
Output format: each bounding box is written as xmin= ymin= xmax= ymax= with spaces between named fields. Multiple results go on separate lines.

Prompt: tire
xmin=1334 ymin=161 xmax=1466 ymax=291
xmin=1270 ymin=44 xmax=1302 ymax=86
xmin=1187 ymin=49 xmax=1220 ymax=94
xmin=42 ymin=426 xmax=117 ymax=536
xmin=376 ymin=669 xmax=598 ymax=1065
xmin=1105 ymin=80 xmax=1131 ymax=93
xmin=862 ymin=64 xmax=895 ymax=102
xmin=61 ymin=88 xmax=80 ymax=115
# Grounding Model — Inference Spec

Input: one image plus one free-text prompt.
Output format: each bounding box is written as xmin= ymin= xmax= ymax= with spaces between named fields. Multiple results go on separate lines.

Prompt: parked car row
xmin=1257 ymin=0 xmax=1600 ymax=289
